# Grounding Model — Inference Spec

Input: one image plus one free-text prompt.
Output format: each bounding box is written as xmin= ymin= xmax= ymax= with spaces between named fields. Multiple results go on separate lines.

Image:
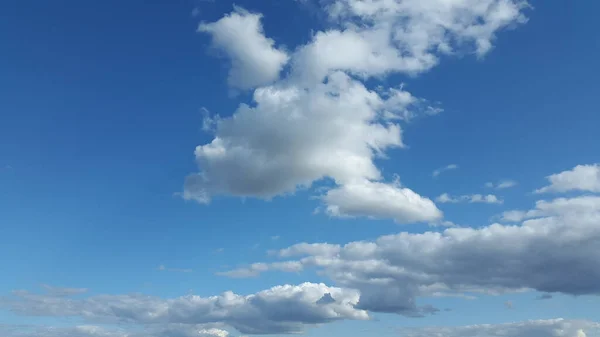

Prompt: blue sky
xmin=1 ymin=1 xmax=600 ymax=337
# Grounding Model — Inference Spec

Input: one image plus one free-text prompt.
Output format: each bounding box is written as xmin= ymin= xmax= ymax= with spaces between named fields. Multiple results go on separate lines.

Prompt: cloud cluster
xmin=3 ymin=319 xmax=597 ymax=337
xmin=222 ymin=194 xmax=600 ymax=316
xmin=535 ymin=164 xmax=600 ymax=194
xmin=6 ymin=283 xmax=367 ymax=335
xmin=186 ymin=0 xmax=530 ymax=223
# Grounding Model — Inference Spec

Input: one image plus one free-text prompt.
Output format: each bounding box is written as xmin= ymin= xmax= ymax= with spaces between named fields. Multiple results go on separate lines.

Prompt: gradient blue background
xmin=1 ymin=1 xmax=599 ymax=334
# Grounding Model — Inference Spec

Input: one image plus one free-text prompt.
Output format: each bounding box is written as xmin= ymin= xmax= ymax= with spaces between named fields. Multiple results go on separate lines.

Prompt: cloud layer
xmin=6 ymin=283 xmax=367 ymax=335
xmin=222 ymin=194 xmax=600 ymax=315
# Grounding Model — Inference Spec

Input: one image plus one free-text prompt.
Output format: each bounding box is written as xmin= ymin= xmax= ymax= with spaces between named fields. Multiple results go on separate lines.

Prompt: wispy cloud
xmin=436 ymin=193 xmax=503 ymax=204
xmin=432 ymin=164 xmax=459 ymax=177
xmin=157 ymin=265 xmax=193 ymax=273
xmin=485 ymin=180 xmax=518 ymax=189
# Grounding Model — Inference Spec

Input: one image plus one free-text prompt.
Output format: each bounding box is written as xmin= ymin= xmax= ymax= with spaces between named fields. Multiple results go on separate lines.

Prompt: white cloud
xmin=535 ymin=164 xmax=600 ymax=194
xmin=302 ymin=0 xmax=529 ymax=78
xmin=501 ymin=195 xmax=600 ymax=222
xmin=433 ymin=164 xmax=458 ymax=177
xmin=221 ymin=194 xmax=600 ymax=315
xmin=323 ymin=180 xmax=442 ymax=224
xmin=185 ymin=1 xmax=529 ymax=222
xmin=198 ymin=7 xmax=289 ymax=90
xmin=183 ymin=70 xmax=441 ymax=222
xmin=399 ymin=319 xmax=600 ymax=337
xmin=436 ymin=193 xmax=503 ymax=204
xmin=7 ymin=283 xmax=368 ymax=335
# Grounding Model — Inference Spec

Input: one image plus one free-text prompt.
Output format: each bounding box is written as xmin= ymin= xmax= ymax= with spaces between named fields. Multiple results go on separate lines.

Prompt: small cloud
xmin=497 ymin=180 xmax=517 ymax=189
xmin=157 ymin=265 xmax=193 ymax=273
xmin=436 ymin=193 xmax=503 ymax=204
xmin=41 ymin=284 xmax=88 ymax=297
xmin=432 ymin=164 xmax=459 ymax=178
xmin=504 ymin=300 xmax=513 ymax=309
xmin=428 ymin=220 xmax=458 ymax=227
xmin=486 ymin=180 xmax=517 ymax=189
xmin=271 ymin=235 xmax=280 ymax=241
xmin=215 ymin=248 xmax=225 ymax=253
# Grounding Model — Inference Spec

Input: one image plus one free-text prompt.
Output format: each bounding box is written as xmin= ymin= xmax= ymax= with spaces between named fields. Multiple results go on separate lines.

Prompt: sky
xmin=1 ymin=0 xmax=600 ymax=336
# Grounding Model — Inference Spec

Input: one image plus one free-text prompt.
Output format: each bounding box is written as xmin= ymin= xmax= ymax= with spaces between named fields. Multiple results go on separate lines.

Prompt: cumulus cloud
xmin=436 ymin=193 xmax=503 ymax=204
xmin=183 ymin=70 xmax=441 ymax=222
xmin=433 ymin=164 xmax=458 ymax=177
xmin=323 ymin=180 xmax=442 ymax=223
xmin=5 ymin=283 xmax=367 ymax=335
xmin=221 ymin=194 xmax=600 ymax=315
xmin=198 ymin=7 xmax=289 ymax=90
xmin=399 ymin=319 xmax=600 ymax=337
xmin=184 ymin=0 xmax=529 ymax=222
xmin=501 ymin=195 xmax=600 ymax=222
xmin=535 ymin=164 xmax=600 ymax=194
xmin=297 ymin=0 xmax=529 ymax=79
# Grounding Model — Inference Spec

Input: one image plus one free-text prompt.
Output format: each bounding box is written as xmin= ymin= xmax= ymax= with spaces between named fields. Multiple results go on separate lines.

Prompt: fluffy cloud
xmin=185 ymin=0 xmax=529 ymax=222
xmin=298 ymin=0 xmax=529 ymax=79
xmin=323 ymin=180 xmax=442 ymax=223
xmin=436 ymin=193 xmax=503 ymax=204
xmin=221 ymin=194 xmax=600 ymax=315
xmin=501 ymin=195 xmax=600 ymax=222
xmin=6 ymin=283 xmax=367 ymax=335
xmin=535 ymin=164 xmax=600 ymax=194
xmin=399 ymin=319 xmax=600 ymax=337
xmin=183 ymin=70 xmax=441 ymax=223
xmin=433 ymin=164 xmax=459 ymax=177
xmin=198 ymin=7 xmax=289 ymax=90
